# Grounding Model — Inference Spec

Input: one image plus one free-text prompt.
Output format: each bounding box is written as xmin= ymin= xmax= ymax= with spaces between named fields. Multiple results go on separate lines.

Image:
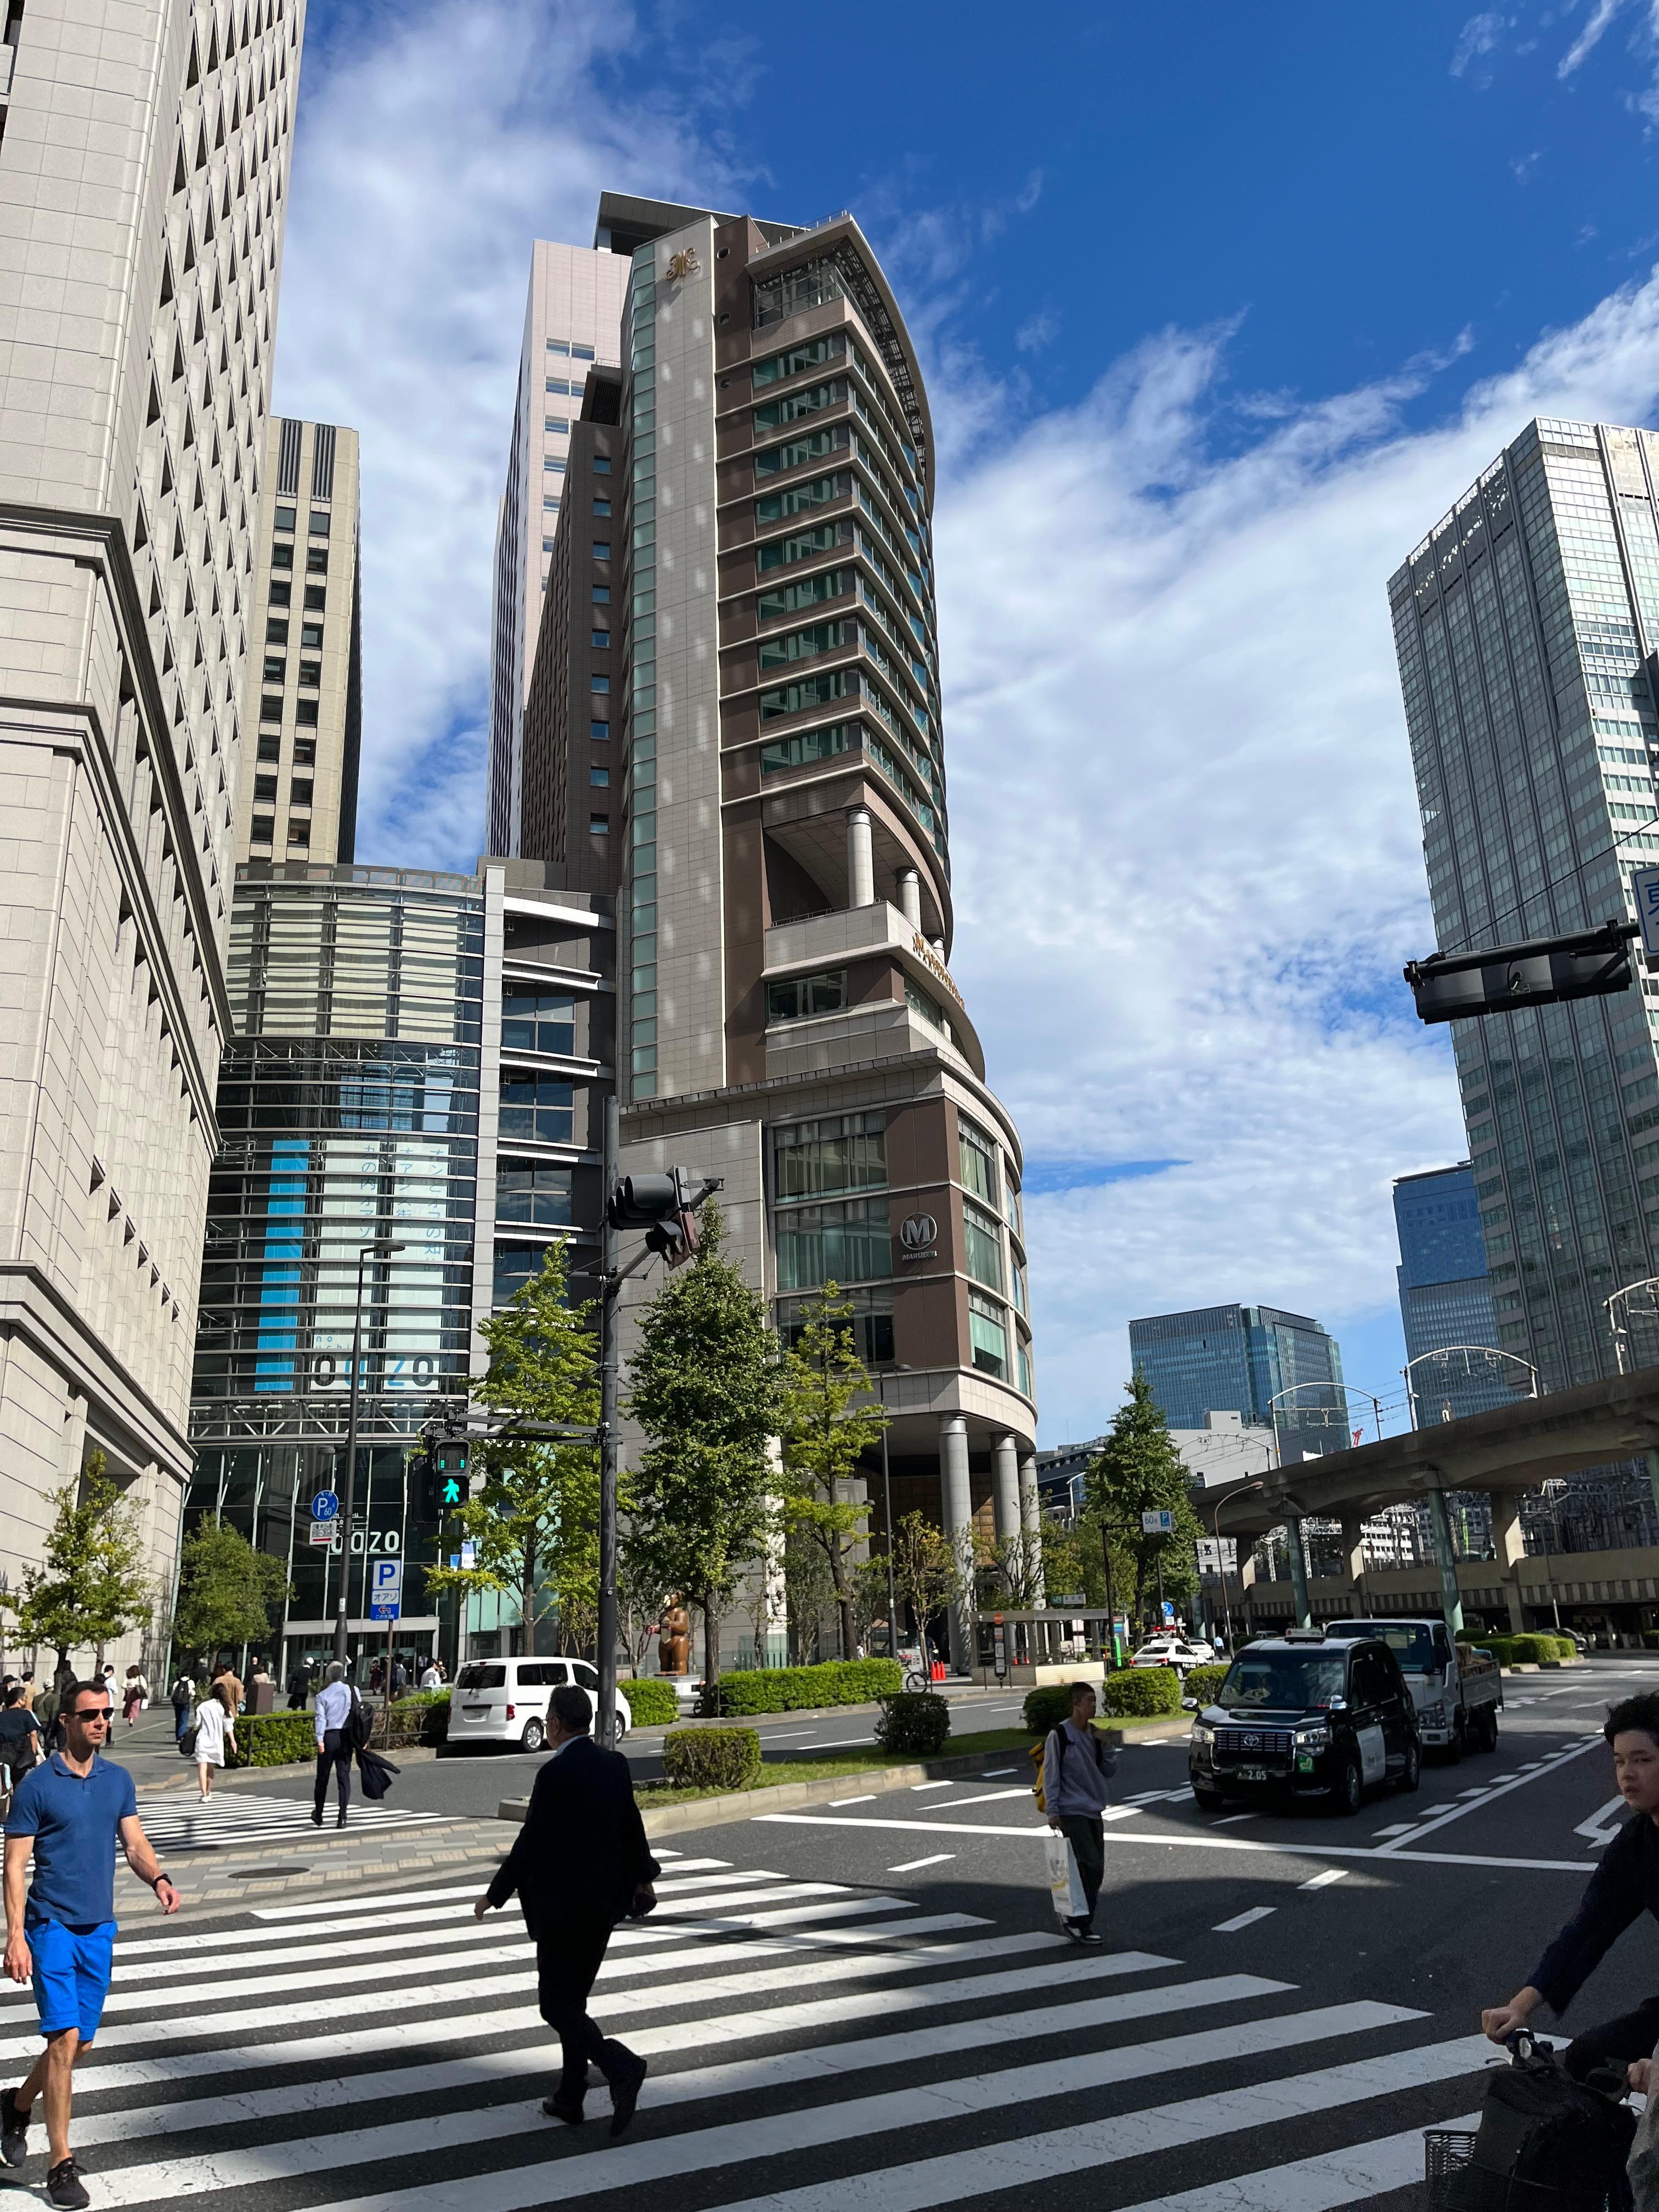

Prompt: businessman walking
xmin=475 ymin=1683 xmax=656 ymax=2135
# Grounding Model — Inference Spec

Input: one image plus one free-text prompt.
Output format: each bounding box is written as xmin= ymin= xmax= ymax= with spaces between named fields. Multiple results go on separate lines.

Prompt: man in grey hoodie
xmin=1041 ymin=1681 xmax=1118 ymax=1946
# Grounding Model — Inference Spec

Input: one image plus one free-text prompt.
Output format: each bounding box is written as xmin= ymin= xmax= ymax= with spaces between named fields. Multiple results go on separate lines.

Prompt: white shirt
xmin=419 ymin=1666 xmax=442 ymax=1690
xmin=314 ymin=1680 xmax=353 ymax=1741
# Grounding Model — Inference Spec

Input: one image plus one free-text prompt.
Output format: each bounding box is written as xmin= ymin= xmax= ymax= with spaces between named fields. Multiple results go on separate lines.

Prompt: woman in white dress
xmin=193 ymin=1682 xmax=235 ymax=1798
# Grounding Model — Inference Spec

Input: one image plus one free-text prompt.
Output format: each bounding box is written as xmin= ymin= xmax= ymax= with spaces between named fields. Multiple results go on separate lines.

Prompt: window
xmin=592 ymin=674 xmax=610 ymax=694
xmin=766 ymin=970 xmax=846 ymax=1023
xmin=305 ymin=547 xmax=328 ymax=574
xmin=262 ymin=654 xmax=285 ymax=681
xmin=759 ymin=619 xmax=850 ymax=670
xmin=590 ymin=720 xmax=610 ymax=741
xmin=295 ymin=698 xmax=320 ymax=726
xmin=271 ymin=541 xmax=294 ymax=570
xmin=592 ymin=498 xmax=611 ymax=517
xmin=592 ymin=584 xmax=610 ymax=603
xmin=309 ymin=509 xmax=330 ymax=538
xmin=592 ymin=541 xmax=611 ymax=560
xmin=298 ymin=660 xmax=320 ymax=689
xmin=1012 ymin=1260 xmax=1028 ymax=1317
xmin=266 ymin=618 xmax=289 ymax=646
xmin=304 ymin=586 xmax=326 ymax=611
xmin=259 ymin=693 xmax=283 ymax=725
xmin=756 ymin=521 xmax=848 ymax=573
xmin=493 ymin=1244 xmax=544 ymax=1306
xmin=544 ymin=496 xmax=560 ymax=512
xmin=268 ymin=581 xmax=291 ymax=608
xmin=591 ymin=630 xmax=610 ymax=649
xmin=545 ymin=458 xmax=566 ymax=475
xmin=905 ymin=977 xmax=949 ymax=1035
xmin=496 ymin=1163 xmax=573 ymax=1227
xmin=546 ymin=378 xmax=571 ymax=396
xmin=775 ymin=1198 xmax=891 ymax=1290
xmin=753 ymin=332 xmax=845 ymax=387
xmin=250 ymin=813 xmax=274 ymax=846
xmin=1003 ymin=1168 xmax=1022 ymax=1238
xmin=760 ymin=667 xmax=853 ymax=720
xmin=958 ymin=1118 xmax=998 ymax=1206
xmin=776 ymin=1287 xmax=894 ymax=1367
xmin=502 ymin=989 xmax=575 ymax=1056
xmin=572 ymin=342 xmax=595 ymax=360
xmin=754 ymin=427 xmax=847 ymax=478
xmin=294 ymin=737 xmax=317 ymax=767
xmin=546 ymin=337 xmax=569 ymax=356
xmin=593 ymin=456 xmax=612 ymax=475
xmin=1017 ymin=1339 xmax=1033 ymax=1397
xmin=256 ymin=733 xmax=280 ymax=764
xmin=543 ymin=538 xmax=556 ymax=554
xmin=760 ymin=721 xmax=855 ymax=775
xmin=498 ymin=1075 xmax=574 ymax=1144
xmin=286 ymin=821 xmax=309 ymax=849
xmin=754 ymin=379 xmax=845 ymax=432
xmin=254 ymin=774 xmax=279 ymax=802
xmin=590 ymin=765 xmax=610 ymax=787
xmin=755 ymin=471 xmax=850 ymax=524
xmin=775 ymin=1111 xmax=887 ymax=1200
xmin=274 ymin=504 xmax=296 ymax=534
xmin=291 ymin=778 xmax=314 ymax=808
xmin=301 ymin=621 xmax=323 ymax=650
xmin=590 ymin=813 xmax=609 ymax=833
xmin=758 ymin=570 xmax=850 ymax=622
xmin=545 ymin=416 xmax=568 ymax=433
xmin=968 ymin=1291 xmax=1008 ymax=1379
xmin=963 ymin=1199 xmax=1004 ymax=1293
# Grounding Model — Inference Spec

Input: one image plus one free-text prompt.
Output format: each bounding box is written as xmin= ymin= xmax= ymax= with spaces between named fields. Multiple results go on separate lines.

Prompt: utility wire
xmin=1437 ymin=813 xmax=1659 ymax=959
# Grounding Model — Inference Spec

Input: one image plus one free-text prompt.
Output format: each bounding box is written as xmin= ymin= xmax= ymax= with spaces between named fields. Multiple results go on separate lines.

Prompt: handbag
xmin=1043 ymin=1829 xmax=1091 ymax=1923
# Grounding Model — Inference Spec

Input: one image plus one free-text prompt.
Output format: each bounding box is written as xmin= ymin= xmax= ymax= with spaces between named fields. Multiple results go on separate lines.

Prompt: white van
xmin=448 ymin=1658 xmax=631 ymax=1751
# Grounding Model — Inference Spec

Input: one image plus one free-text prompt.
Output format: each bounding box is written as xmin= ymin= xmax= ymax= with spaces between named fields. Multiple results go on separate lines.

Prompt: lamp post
xmin=1209 ymin=1479 xmax=1262 ymax=1652
xmin=870 ymin=1364 xmax=913 ymax=1668
xmin=334 ymin=1239 xmax=406 ymax=1668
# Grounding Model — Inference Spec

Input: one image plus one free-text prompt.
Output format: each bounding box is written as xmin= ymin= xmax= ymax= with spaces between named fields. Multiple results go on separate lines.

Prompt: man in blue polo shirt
xmin=1 ymin=1676 xmax=179 ymax=2209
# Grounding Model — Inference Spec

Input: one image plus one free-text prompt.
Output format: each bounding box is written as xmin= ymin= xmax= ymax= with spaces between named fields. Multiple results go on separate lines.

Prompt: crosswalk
xmin=132 ymin=1790 xmax=449 ymax=1852
xmin=0 ymin=1850 xmax=1506 ymax=2212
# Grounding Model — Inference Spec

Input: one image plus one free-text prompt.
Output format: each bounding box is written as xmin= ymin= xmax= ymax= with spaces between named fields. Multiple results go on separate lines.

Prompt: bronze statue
xmin=658 ymin=1601 xmax=691 ymax=1676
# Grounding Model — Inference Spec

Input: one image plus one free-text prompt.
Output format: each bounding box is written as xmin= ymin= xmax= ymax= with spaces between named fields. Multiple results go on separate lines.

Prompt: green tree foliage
xmin=977 ymin=1528 xmax=1046 ymax=1609
xmin=1087 ymin=1375 xmax=1204 ymax=1623
xmin=173 ymin=1518 xmax=290 ymax=1658
xmin=426 ymin=1240 xmax=600 ymax=1657
xmin=777 ymin=1285 xmax=888 ymax=1662
xmin=889 ymin=1510 xmax=962 ymax=1667
xmin=625 ymin=1206 xmax=781 ymax=1688
xmin=1037 ymin=1506 xmax=1139 ymax=1615
xmin=8 ymin=1455 xmax=155 ymax=1669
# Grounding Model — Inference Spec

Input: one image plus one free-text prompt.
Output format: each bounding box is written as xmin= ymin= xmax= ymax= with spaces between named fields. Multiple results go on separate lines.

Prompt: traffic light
xmin=1404 ymin=919 xmax=1638 ymax=1024
xmin=434 ymin=1437 xmax=469 ymax=1510
xmin=606 ymin=1169 xmax=703 ymax=1267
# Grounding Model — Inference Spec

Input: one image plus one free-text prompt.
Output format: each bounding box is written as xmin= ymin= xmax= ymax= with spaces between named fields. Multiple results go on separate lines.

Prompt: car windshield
xmin=1219 ymin=1654 xmax=1347 ymax=1709
xmin=455 ymin=1663 xmax=505 ymax=1691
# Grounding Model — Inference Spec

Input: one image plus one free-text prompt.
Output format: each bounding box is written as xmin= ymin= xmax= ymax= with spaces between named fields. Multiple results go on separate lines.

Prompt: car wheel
xmin=521 ymin=1717 xmax=545 ymax=1753
xmin=1191 ymin=1785 xmax=1225 ymax=1813
xmin=1395 ymin=1738 xmax=1421 ymax=1793
xmin=614 ymin=1714 xmax=629 ymax=1745
xmin=1329 ymin=1756 xmax=1362 ymax=1816
xmin=1477 ymin=1707 xmax=1498 ymax=1753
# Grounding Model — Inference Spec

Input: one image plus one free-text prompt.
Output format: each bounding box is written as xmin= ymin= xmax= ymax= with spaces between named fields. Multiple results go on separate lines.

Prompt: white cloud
xmin=1451 ymin=9 xmax=1512 ymax=80
xmin=935 ymin=273 xmax=1659 ymax=1441
xmin=1559 ymin=0 xmax=1624 ymax=75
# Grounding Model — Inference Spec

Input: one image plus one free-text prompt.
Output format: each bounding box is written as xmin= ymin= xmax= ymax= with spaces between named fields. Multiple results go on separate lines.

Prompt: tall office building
xmin=499 ymin=194 xmax=1039 ymax=1668
xmin=0 ymin=0 xmax=302 ymax=1655
xmin=485 ymin=241 xmax=630 ymax=856
xmin=238 ymin=416 xmax=361 ymax=865
xmin=1129 ymin=1304 xmax=1346 ymax=1460
xmin=1393 ymin=1163 xmax=1513 ymax=1421
xmin=1389 ymin=419 xmax=1659 ymax=1392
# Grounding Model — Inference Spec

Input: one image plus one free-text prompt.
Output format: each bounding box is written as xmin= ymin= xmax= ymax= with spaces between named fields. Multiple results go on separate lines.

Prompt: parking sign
xmin=368 ymin=1558 xmax=403 ymax=1621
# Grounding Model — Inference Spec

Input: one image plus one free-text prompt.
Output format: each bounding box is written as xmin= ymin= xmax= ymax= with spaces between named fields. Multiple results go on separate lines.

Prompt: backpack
xmin=1458 ymin=2033 xmax=1634 ymax=2212
xmin=344 ymin=1686 xmax=372 ymax=1753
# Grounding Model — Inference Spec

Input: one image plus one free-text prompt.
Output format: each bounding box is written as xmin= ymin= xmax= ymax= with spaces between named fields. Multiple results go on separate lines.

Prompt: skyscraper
xmin=503 ymin=194 xmax=1039 ymax=1668
xmin=1128 ymin=1304 xmax=1346 ymax=1459
xmin=238 ymin=417 xmax=362 ymax=865
xmin=485 ymin=241 xmax=629 ymax=856
xmin=0 ymin=0 xmax=302 ymax=1645
xmin=1389 ymin=419 xmax=1659 ymax=1391
xmin=1393 ymin=1162 xmax=1513 ymax=1421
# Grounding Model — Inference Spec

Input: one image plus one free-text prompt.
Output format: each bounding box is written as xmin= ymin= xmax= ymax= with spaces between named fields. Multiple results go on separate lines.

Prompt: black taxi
xmin=1188 ymin=1627 xmax=1421 ymax=1815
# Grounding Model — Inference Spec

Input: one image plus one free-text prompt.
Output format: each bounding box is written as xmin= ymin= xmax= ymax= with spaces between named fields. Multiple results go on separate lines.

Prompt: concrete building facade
xmin=0 ymin=0 xmax=302 ymax=1663
xmin=239 ymin=415 xmax=360 ymax=865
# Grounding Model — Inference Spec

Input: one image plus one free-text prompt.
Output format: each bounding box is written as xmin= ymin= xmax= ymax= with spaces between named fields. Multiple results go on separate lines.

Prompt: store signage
xmin=910 ymin=933 xmax=964 ymax=1006
xmin=899 ymin=1212 xmax=938 ymax=1260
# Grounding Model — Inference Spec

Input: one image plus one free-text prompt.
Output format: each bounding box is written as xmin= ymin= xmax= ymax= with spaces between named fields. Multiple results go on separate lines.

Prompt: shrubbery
xmin=386 ymin=1693 xmax=448 ymax=1749
xmin=873 ymin=1691 xmax=951 ymax=1756
xmin=1476 ymin=1632 xmax=1577 ymax=1667
xmin=663 ymin=1726 xmax=763 ymax=1792
xmin=224 ymin=1712 xmax=315 ymax=1768
xmin=1022 ymin=1684 xmax=1081 ymax=1733
xmin=623 ymin=1677 xmax=681 ymax=1727
xmin=1183 ymin=1664 xmax=1229 ymax=1707
xmin=1099 ymin=1666 xmax=1185 ymax=1717
xmin=704 ymin=1658 xmax=901 ymax=1716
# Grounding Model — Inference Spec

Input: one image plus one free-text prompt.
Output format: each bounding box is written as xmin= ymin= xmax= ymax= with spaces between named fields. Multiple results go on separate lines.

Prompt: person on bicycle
xmin=1483 ymin=1691 xmax=1659 ymax=2083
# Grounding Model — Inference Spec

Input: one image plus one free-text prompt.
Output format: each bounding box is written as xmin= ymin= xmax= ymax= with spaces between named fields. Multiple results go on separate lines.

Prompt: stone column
xmin=1019 ymin=1453 xmax=1045 ymax=1606
xmin=897 ymin=867 xmax=922 ymax=928
xmin=1285 ymin=1515 xmax=1312 ymax=1630
xmin=1491 ymin=1489 xmax=1526 ymax=1632
xmin=1425 ymin=1485 xmax=1465 ymax=1637
xmin=992 ymin=1432 xmax=1020 ymax=1543
xmin=1340 ymin=1514 xmax=1367 ymax=1610
xmin=939 ymin=1414 xmax=974 ymax=1674
xmin=846 ymin=806 xmax=875 ymax=909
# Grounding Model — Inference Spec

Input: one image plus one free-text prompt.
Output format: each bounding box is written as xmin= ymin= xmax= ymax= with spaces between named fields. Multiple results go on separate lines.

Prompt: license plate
xmin=462 ymin=1706 xmax=489 ymax=1719
xmin=1234 ymin=1764 xmax=1268 ymax=1782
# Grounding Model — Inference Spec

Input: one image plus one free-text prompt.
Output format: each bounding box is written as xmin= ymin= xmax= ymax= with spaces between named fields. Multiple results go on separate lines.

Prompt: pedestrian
xmin=0 ymin=1674 xmax=180 ymax=2208
xmin=474 ymin=1684 xmax=656 ymax=2135
xmin=390 ymin=1656 xmax=408 ymax=1699
xmin=119 ymin=1670 xmax=145 ymax=1730
xmin=1484 ymin=1691 xmax=1659 ymax=2085
xmin=191 ymin=1683 xmax=234 ymax=1800
xmin=419 ymin=1658 xmax=442 ymax=1691
xmin=1041 ymin=1680 xmax=1118 ymax=1948
xmin=209 ymin=1659 xmax=243 ymax=1718
xmin=0 ymin=1690 xmax=39 ymax=1805
xmin=167 ymin=1671 xmax=193 ymax=1746
xmin=311 ymin=1660 xmax=356 ymax=1830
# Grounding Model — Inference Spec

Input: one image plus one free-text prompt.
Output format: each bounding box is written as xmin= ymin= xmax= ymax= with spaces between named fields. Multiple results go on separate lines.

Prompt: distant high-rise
xmin=238 ymin=417 xmax=361 ymax=865
xmin=1129 ymin=1304 xmax=1345 ymax=1459
xmin=1393 ymin=1163 xmax=1512 ymax=1421
xmin=1389 ymin=419 xmax=1659 ymax=1391
xmin=0 ymin=0 xmax=302 ymax=1657
xmin=485 ymin=241 xmax=630 ymax=856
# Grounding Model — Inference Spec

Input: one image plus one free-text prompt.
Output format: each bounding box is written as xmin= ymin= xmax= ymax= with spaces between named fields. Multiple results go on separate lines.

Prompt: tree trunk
xmin=701 ymin=1595 xmax=721 ymax=1688
xmin=828 ymin=1533 xmax=855 ymax=1661
xmin=522 ymin=1536 xmax=537 ymax=1659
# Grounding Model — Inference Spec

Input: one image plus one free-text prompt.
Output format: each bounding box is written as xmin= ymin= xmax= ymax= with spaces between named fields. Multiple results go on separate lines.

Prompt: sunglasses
xmin=68 ymin=1708 xmax=112 ymax=1724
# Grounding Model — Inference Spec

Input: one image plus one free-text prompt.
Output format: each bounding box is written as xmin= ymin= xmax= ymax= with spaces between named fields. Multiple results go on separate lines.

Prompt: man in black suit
xmin=475 ymin=1682 xmax=657 ymax=2135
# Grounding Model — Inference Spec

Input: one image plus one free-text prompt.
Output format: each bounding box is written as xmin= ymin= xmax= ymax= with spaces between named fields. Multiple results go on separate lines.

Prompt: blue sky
xmin=273 ymin=0 xmax=1659 ymax=1442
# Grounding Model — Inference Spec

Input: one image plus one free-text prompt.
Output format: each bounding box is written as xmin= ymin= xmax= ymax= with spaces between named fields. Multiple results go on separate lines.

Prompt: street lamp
xmin=870 ymin=1364 xmax=914 ymax=1671
xmin=1209 ymin=1479 xmax=1263 ymax=1652
xmin=334 ymin=1239 xmax=407 ymax=1667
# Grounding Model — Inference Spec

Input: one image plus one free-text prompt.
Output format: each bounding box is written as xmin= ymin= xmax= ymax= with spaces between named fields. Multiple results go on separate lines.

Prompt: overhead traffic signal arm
xmin=1403 ymin=919 xmax=1639 ymax=1024
xmin=605 ymin=1170 xmax=724 ymax=1268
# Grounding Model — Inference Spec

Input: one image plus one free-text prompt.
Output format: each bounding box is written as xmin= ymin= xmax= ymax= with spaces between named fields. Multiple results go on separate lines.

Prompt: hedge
xmin=663 ymin=1726 xmax=763 ymax=1792
xmin=1183 ymin=1664 xmax=1229 ymax=1708
xmin=1020 ymin=1668 xmax=1181 ymax=1732
xmin=385 ymin=1693 xmax=448 ymax=1749
xmin=224 ymin=1712 xmax=316 ymax=1768
xmin=703 ymin=1658 xmax=901 ymax=1716
xmin=622 ymin=1677 xmax=681 ymax=1728
xmin=1477 ymin=1633 xmax=1576 ymax=1667
xmin=873 ymin=1691 xmax=951 ymax=1757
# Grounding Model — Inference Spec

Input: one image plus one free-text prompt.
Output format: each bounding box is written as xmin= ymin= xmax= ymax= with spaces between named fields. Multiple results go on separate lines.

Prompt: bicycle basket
xmin=1423 ymin=2130 xmax=1620 ymax=2212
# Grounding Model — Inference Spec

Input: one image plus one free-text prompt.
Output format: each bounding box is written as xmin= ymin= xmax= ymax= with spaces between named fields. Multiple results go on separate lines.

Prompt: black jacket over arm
xmin=487 ymin=1735 xmax=659 ymax=1939
xmin=1528 ymin=1810 xmax=1659 ymax=2015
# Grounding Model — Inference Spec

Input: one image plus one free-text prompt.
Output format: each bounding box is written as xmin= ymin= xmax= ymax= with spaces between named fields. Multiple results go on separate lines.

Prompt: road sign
xmin=460 ymin=1540 xmax=477 ymax=1570
xmin=1141 ymin=1509 xmax=1175 ymax=1536
xmin=311 ymin=1491 xmax=340 ymax=1522
xmin=1161 ymin=1599 xmax=1176 ymax=1626
xmin=368 ymin=1558 xmax=403 ymax=1621
xmin=1635 ymin=867 xmax=1659 ymax=958
xmin=307 ymin=1519 xmax=336 ymax=1547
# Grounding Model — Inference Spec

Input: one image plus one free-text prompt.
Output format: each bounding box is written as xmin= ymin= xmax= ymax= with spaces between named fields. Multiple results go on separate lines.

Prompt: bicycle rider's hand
xmin=1630 ymin=2058 xmax=1654 ymax=2096
xmin=1481 ymin=1991 xmax=1541 ymax=2044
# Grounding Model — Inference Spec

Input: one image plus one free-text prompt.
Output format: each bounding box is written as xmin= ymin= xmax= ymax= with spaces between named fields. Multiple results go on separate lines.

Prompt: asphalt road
xmin=29 ymin=1656 xmax=1659 ymax=2212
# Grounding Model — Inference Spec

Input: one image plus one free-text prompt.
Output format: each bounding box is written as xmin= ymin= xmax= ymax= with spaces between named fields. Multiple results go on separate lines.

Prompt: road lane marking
xmin=923 ymin=1787 xmax=1031 ymax=1810
xmin=1299 ymin=1869 xmax=1346 ymax=1891
xmin=911 ymin=1781 xmax=953 ymax=1792
xmin=1575 ymin=1794 xmax=1627 ymax=1847
xmin=829 ymin=1795 xmax=876 ymax=1807
xmin=888 ymin=1855 xmax=955 ymax=1872
xmin=1216 ymin=1813 xmax=1258 ymax=1825
xmin=1373 ymin=1733 xmax=1604 ymax=1855
xmin=1213 ymin=1906 xmax=1276 ymax=1932
xmin=1105 ymin=2108 xmax=1481 ymax=2212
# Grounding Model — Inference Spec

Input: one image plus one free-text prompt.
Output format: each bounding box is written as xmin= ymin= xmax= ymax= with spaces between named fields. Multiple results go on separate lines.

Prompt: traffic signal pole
xmin=596 ymin=1094 xmax=621 ymax=1752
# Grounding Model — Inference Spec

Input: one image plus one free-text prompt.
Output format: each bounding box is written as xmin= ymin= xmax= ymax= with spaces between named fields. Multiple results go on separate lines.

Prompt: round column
xmin=1019 ymin=1452 xmax=1044 ymax=1607
xmin=938 ymin=1413 xmax=973 ymax=1673
xmin=992 ymin=1431 xmax=1020 ymax=1542
xmin=846 ymin=805 xmax=876 ymax=909
xmin=897 ymin=867 xmax=922 ymax=928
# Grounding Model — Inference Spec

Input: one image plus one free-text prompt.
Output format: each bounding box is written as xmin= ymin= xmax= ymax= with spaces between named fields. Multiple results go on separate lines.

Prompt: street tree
xmin=625 ymin=1205 xmax=781 ymax=1688
xmin=173 ymin=1518 xmax=290 ymax=1660
xmin=1086 ymin=1374 xmax=1203 ymax=1626
xmin=777 ymin=1285 xmax=888 ymax=1661
xmin=888 ymin=1510 xmax=961 ymax=1670
xmin=977 ymin=1527 xmax=1046 ymax=1610
xmin=426 ymin=1240 xmax=600 ymax=1658
xmin=8 ymin=1454 xmax=154 ymax=1671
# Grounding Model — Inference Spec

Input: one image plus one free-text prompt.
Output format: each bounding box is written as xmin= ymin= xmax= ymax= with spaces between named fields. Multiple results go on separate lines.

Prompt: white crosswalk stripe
xmin=10 ymin=1864 xmax=1501 ymax=2212
xmin=133 ymin=1791 xmax=448 ymax=1852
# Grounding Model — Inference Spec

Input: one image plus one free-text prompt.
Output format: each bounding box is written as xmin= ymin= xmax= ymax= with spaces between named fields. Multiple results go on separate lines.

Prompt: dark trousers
xmin=1058 ymin=1813 xmax=1106 ymax=1923
xmin=313 ymin=1728 xmax=351 ymax=1815
xmin=1563 ymin=1994 xmax=1659 ymax=2081
xmin=536 ymin=1920 xmax=632 ymax=2099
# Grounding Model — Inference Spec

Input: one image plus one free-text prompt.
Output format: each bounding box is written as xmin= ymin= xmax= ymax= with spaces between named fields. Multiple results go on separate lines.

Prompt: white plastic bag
xmin=1045 ymin=1830 xmax=1089 ymax=1923
xmin=1628 ymin=2034 xmax=1659 ymax=2208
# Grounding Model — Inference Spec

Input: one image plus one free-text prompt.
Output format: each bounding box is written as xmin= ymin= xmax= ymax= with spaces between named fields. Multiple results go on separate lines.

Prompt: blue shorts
xmin=29 ymin=1918 xmax=115 ymax=2043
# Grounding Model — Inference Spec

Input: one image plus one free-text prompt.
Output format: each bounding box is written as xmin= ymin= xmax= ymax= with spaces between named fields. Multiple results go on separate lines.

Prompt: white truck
xmin=1323 ymin=1617 xmax=1504 ymax=1757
